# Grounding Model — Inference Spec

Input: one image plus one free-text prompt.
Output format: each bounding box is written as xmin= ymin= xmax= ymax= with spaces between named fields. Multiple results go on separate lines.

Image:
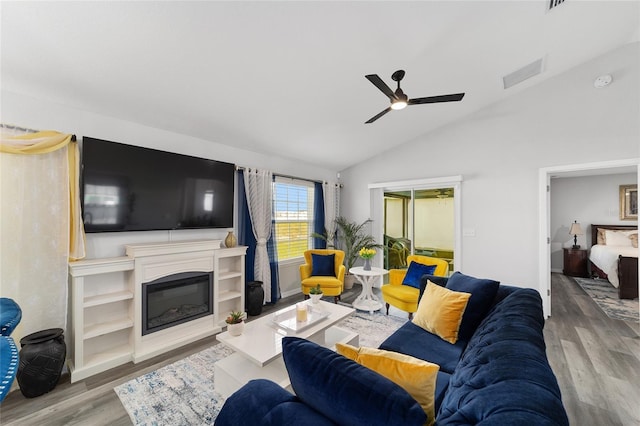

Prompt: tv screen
xmin=81 ymin=137 xmax=235 ymax=232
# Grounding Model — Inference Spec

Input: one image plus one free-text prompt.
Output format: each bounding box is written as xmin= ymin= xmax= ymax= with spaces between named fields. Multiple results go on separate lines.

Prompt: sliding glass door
xmin=382 ymin=185 xmax=457 ymax=274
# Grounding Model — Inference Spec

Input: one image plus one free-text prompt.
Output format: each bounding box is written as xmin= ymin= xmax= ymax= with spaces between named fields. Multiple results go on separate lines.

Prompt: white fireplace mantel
xmin=68 ymin=239 xmax=246 ymax=382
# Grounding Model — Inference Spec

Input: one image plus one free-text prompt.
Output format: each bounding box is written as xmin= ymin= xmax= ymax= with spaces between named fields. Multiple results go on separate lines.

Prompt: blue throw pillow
xmin=402 ymin=262 xmax=437 ymax=289
xmin=445 ymin=272 xmax=499 ymax=341
xmin=311 ymin=253 xmax=336 ymax=277
xmin=282 ymin=337 xmax=427 ymax=426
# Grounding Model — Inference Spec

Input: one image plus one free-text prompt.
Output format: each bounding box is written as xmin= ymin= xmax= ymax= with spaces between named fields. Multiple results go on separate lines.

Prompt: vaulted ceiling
xmin=2 ymin=1 xmax=638 ymax=170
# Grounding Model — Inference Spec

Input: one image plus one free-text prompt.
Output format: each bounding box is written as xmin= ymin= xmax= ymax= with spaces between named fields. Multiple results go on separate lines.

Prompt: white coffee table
xmin=350 ymin=266 xmax=388 ymax=313
xmin=214 ymin=300 xmax=358 ymax=397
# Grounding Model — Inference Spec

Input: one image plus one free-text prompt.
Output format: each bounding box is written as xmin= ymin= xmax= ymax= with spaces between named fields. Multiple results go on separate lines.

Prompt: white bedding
xmin=589 ymin=244 xmax=639 ymax=288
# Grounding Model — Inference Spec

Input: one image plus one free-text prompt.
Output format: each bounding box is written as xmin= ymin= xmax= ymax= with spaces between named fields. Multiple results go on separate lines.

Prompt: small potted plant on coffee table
xmin=225 ymin=311 xmax=246 ymax=336
xmin=309 ymin=284 xmax=324 ymax=304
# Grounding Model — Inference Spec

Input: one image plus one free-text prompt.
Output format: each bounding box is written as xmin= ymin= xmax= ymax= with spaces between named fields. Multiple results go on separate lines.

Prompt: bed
xmin=589 ymin=224 xmax=638 ymax=299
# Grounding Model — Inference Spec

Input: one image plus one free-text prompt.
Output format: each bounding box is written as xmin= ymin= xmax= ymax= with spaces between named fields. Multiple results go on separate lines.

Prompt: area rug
xmin=114 ymin=311 xmax=407 ymax=425
xmin=573 ymin=277 xmax=639 ymax=323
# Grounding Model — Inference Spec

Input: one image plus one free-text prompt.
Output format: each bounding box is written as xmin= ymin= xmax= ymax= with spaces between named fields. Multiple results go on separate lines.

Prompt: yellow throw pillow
xmin=336 ymin=343 xmax=439 ymax=425
xmin=412 ymin=281 xmax=471 ymax=344
xmin=335 ymin=341 xmax=359 ymax=360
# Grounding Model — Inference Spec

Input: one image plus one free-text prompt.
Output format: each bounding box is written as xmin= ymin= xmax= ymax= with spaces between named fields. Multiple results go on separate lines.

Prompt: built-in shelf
xmin=84 ymin=344 xmax=132 ymax=367
xmin=68 ymin=240 xmax=246 ymax=383
xmin=84 ymin=318 xmax=134 ymax=339
xmin=84 ymin=290 xmax=134 ymax=307
xmin=219 ymin=290 xmax=243 ymax=302
xmin=218 ymin=271 xmax=243 ymax=281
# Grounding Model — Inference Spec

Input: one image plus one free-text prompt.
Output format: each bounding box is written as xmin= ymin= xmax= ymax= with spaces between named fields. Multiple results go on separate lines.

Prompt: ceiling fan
xmin=364 ymin=70 xmax=465 ymax=124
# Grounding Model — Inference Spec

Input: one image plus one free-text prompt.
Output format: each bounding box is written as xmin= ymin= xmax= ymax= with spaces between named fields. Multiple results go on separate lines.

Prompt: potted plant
xmin=359 ymin=247 xmax=377 ymax=271
xmin=225 ymin=311 xmax=246 ymax=336
xmin=313 ymin=216 xmax=381 ymax=289
xmin=309 ymin=284 xmax=324 ymax=303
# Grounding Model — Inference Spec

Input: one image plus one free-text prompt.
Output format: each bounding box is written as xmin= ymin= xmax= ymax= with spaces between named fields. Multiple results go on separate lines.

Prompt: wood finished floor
xmin=544 ymin=273 xmax=639 ymax=425
xmin=1 ymin=275 xmax=639 ymax=425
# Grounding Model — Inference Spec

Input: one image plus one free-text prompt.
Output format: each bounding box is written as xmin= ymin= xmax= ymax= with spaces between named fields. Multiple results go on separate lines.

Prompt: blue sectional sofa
xmin=215 ymin=274 xmax=569 ymax=426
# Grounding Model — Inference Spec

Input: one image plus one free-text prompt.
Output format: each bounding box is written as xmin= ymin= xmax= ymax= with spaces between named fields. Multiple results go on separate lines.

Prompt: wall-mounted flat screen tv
xmin=81 ymin=137 xmax=235 ymax=232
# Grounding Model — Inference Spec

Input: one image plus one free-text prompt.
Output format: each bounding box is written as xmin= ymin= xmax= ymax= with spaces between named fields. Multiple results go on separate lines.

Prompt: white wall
xmin=340 ymin=42 xmax=639 ymax=293
xmin=550 ymin=173 xmax=638 ymax=271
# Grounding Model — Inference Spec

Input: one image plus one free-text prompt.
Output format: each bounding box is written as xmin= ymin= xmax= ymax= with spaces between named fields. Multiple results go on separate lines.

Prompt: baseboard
xmin=281 ymin=288 xmax=302 ymax=299
xmin=550 ymin=268 xmax=563 ymax=274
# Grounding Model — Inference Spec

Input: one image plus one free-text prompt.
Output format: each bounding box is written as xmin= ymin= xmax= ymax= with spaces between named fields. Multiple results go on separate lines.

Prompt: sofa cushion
xmin=412 ymin=281 xmax=471 ymax=344
xmin=282 ymin=337 xmax=427 ymax=426
xmin=311 ymin=253 xmax=336 ymax=276
xmin=379 ymin=321 xmax=466 ymax=374
xmin=434 ymin=371 xmax=451 ymax=415
xmin=445 ymin=272 xmax=500 ymax=341
xmin=336 ymin=343 xmax=440 ymax=424
xmin=437 ymin=288 xmax=569 ymax=426
xmin=402 ymin=262 xmax=437 ymax=289
xmin=215 ymin=379 xmax=336 ymax=426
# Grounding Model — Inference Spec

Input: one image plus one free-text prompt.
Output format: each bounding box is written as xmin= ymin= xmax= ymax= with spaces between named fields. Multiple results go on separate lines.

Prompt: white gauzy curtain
xmin=243 ymin=169 xmax=273 ymax=303
xmin=323 ymin=181 xmax=341 ymax=247
xmin=0 ymin=126 xmax=85 ymax=345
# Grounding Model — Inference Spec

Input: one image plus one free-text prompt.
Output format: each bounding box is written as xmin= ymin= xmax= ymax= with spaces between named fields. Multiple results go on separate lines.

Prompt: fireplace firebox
xmin=142 ymin=271 xmax=213 ymax=335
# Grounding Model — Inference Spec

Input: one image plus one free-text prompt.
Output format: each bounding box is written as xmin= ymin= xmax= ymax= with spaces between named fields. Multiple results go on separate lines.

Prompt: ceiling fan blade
xmin=365 ymin=74 xmax=397 ymax=100
xmin=408 ymin=93 xmax=465 ymax=105
xmin=365 ymin=107 xmax=391 ymax=124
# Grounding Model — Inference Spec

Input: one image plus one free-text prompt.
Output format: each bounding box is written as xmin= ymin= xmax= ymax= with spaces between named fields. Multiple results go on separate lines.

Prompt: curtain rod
xmin=235 ymin=165 xmax=341 ymax=187
xmin=0 ymin=124 xmax=77 ymax=142
xmin=0 ymin=123 xmax=39 ymax=133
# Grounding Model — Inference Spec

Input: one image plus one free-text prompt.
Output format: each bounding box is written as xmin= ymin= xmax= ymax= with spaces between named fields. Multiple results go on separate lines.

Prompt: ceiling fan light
xmin=391 ymin=100 xmax=407 ymax=110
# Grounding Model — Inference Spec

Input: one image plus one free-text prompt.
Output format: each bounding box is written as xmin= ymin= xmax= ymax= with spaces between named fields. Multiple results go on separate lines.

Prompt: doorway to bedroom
xmin=540 ymin=159 xmax=639 ymax=318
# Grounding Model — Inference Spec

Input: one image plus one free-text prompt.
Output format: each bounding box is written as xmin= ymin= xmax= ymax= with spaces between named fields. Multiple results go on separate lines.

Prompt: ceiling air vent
xmin=502 ymin=58 xmax=544 ymax=89
xmin=548 ymin=0 xmax=566 ymax=11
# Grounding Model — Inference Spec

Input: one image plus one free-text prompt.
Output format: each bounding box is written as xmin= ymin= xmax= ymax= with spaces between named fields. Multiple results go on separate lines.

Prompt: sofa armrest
xmin=337 ymin=264 xmax=345 ymax=281
xmin=215 ymin=379 xmax=336 ymax=426
xmin=299 ymin=264 xmax=312 ymax=280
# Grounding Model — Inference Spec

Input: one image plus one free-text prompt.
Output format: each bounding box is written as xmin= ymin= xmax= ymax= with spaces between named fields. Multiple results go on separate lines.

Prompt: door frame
xmin=538 ymin=158 xmax=639 ymax=318
xmin=369 ymin=175 xmax=462 ymax=273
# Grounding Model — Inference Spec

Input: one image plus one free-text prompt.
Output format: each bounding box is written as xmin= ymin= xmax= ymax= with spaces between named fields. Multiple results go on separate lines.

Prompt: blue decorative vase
xmin=363 ymin=258 xmax=371 ymax=271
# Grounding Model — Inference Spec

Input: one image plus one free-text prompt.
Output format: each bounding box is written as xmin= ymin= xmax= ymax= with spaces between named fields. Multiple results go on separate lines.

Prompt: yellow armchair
xmin=381 ymin=255 xmax=449 ymax=318
xmin=300 ymin=249 xmax=346 ymax=303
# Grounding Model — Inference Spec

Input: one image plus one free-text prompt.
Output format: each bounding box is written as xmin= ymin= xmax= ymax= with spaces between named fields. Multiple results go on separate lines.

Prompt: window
xmin=273 ymin=178 xmax=315 ymax=261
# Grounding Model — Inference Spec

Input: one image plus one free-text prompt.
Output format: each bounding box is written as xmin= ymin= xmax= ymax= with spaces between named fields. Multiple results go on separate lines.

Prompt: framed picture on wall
xmin=619 ymin=184 xmax=638 ymax=220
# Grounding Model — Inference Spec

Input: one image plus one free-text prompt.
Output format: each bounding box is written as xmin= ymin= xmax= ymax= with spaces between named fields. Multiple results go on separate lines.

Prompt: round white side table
xmin=349 ymin=266 xmax=388 ymax=314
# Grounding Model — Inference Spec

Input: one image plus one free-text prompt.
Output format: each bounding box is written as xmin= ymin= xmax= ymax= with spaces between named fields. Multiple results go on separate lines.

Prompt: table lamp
xmin=569 ymin=221 xmax=584 ymax=249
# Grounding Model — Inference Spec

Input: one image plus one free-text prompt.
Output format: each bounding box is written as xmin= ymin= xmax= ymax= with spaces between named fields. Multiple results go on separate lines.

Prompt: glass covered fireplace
xmin=142 ymin=271 xmax=213 ymax=336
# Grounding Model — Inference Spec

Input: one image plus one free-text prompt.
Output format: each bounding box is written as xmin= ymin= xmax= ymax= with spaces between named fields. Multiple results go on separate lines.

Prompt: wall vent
xmin=502 ymin=58 xmax=544 ymax=89
xmin=548 ymin=0 xmax=566 ymax=11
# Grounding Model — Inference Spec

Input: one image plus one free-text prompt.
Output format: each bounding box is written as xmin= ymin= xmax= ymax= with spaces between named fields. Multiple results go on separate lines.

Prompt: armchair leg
xmin=385 ymin=303 xmax=390 ymax=315
xmin=304 ymin=294 xmax=309 ymax=300
xmin=408 ymin=312 xmax=413 ymax=320
xmin=334 ymin=295 xmax=340 ymax=304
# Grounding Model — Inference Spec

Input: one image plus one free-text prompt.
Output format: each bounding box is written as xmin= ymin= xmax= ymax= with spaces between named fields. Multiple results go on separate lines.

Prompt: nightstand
xmin=563 ymin=248 xmax=588 ymax=278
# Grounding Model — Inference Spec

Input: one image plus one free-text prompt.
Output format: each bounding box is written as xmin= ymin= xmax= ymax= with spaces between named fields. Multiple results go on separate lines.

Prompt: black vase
xmin=246 ymin=281 xmax=264 ymax=316
xmin=17 ymin=328 xmax=66 ymax=398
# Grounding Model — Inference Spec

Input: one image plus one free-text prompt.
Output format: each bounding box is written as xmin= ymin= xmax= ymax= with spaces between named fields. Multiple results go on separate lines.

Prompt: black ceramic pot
xmin=17 ymin=328 xmax=66 ymax=398
xmin=246 ymin=281 xmax=264 ymax=316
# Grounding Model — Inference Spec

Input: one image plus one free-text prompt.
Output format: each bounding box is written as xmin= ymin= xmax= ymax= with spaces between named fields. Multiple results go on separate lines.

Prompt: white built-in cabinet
xmin=214 ymin=246 xmax=246 ymax=319
xmin=68 ymin=257 xmax=135 ymax=382
xmin=67 ymin=240 xmax=246 ymax=383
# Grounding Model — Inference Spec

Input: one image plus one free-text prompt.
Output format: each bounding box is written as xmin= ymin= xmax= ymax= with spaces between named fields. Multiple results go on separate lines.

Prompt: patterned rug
xmin=573 ymin=277 xmax=639 ymax=323
xmin=114 ymin=311 xmax=407 ymax=425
